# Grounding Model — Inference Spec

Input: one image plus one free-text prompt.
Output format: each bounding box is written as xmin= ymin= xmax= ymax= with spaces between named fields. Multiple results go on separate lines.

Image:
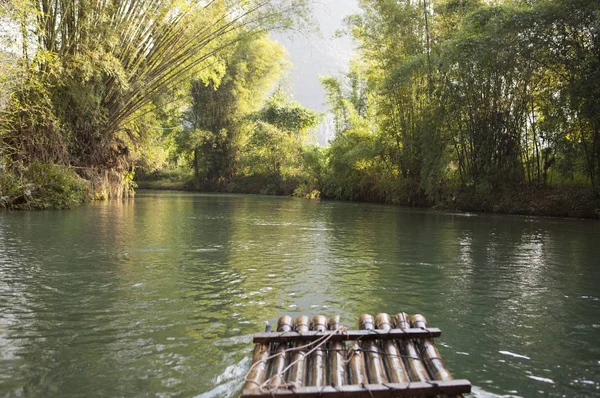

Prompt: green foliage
xmin=317 ymin=0 xmax=600 ymax=212
xmin=254 ymin=92 xmax=320 ymax=133
xmin=0 ymin=0 xmax=311 ymax=207
xmin=183 ymin=33 xmax=289 ymax=186
xmin=323 ymin=108 xmax=390 ymax=202
xmin=134 ymin=167 xmax=194 ymax=190
xmin=320 ymin=76 xmax=353 ymax=136
xmin=0 ymin=162 xmax=91 ymax=210
xmin=294 ymin=145 xmax=327 ymax=198
xmin=235 ymin=93 xmax=320 ymax=195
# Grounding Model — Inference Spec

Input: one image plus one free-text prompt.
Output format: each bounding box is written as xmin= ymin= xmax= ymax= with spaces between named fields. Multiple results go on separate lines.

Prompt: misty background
xmin=272 ymin=0 xmax=360 ymax=145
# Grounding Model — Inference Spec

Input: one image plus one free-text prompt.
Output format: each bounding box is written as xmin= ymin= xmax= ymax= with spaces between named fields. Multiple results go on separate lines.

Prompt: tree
xmin=0 ymin=0 xmax=311 ymax=197
xmin=184 ymin=33 xmax=289 ymax=186
xmin=238 ymin=91 xmax=320 ymax=193
xmin=320 ymin=0 xmax=599 ymax=208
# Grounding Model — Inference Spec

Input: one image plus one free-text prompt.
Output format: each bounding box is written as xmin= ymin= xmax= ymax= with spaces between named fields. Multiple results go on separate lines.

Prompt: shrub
xmin=0 ymin=162 xmax=91 ymax=210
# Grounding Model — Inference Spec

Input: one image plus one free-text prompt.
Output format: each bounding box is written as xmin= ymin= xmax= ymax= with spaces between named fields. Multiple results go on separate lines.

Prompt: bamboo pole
xmin=393 ymin=313 xmax=430 ymax=382
xmin=374 ymin=313 xmax=410 ymax=383
xmin=410 ymin=314 xmax=454 ymax=381
xmin=244 ymin=324 xmax=272 ymax=391
xmin=358 ymin=314 xmax=388 ymax=384
xmin=328 ymin=315 xmax=347 ymax=387
xmin=268 ymin=315 xmax=294 ymax=388
xmin=310 ymin=315 xmax=328 ymax=387
xmin=287 ymin=315 xmax=310 ymax=388
xmin=348 ymin=315 xmax=368 ymax=385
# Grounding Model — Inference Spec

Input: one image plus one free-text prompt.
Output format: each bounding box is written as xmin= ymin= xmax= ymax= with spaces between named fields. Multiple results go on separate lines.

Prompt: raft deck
xmin=242 ymin=312 xmax=471 ymax=398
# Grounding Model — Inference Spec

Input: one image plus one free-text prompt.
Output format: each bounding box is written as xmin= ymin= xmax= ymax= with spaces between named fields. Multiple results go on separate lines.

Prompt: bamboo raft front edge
xmin=242 ymin=312 xmax=471 ymax=398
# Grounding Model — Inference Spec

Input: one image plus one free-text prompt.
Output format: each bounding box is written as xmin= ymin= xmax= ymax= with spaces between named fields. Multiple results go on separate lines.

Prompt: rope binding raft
xmin=242 ymin=312 xmax=471 ymax=398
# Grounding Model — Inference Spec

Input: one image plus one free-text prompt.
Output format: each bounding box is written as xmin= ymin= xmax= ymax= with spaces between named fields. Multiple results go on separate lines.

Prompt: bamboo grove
xmin=320 ymin=0 xmax=600 ymax=216
xmin=0 ymin=0 xmax=310 ymax=207
xmin=1 ymin=0 xmax=599 ymax=217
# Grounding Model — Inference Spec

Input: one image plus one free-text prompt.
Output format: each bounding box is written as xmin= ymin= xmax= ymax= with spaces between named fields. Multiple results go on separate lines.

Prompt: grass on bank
xmin=0 ymin=162 xmax=92 ymax=210
xmin=135 ymin=169 xmax=600 ymax=219
xmin=2 ymin=164 xmax=597 ymax=219
xmin=134 ymin=168 xmax=195 ymax=190
xmin=134 ymin=168 xmax=313 ymax=196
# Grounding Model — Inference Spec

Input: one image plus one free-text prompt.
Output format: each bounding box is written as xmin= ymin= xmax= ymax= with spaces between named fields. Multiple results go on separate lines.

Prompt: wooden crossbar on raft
xmin=242 ymin=380 xmax=472 ymax=397
xmin=242 ymin=313 xmax=471 ymax=398
xmin=252 ymin=328 xmax=442 ymax=343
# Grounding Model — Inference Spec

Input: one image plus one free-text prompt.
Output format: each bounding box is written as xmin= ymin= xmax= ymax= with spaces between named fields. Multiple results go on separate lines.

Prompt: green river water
xmin=0 ymin=191 xmax=599 ymax=397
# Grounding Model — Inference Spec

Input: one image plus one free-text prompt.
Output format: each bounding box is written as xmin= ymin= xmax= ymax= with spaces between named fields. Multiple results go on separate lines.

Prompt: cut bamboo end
xmin=295 ymin=315 xmax=310 ymax=333
xmin=312 ymin=315 xmax=328 ymax=331
xmin=277 ymin=315 xmax=294 ymax=332
xmin=410 ymin=314 xmax=428 ymax=329
xmin=374 ymin=313 xmax=393 ymax=330
xmin=394 ymin=312 xmax=411 ymax=330
xmin=358 ymin=313 xmax=375 ymax=330
xmin=375 ymin=313 xmax=411 ymax=384
xmin=328 ymin=315 xmax=341 ymax=329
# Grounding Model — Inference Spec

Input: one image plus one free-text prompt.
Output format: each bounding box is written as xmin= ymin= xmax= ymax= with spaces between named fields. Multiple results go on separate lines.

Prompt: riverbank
xmin=0 ymin=163 xmax=92 ymax=210
xmin=436 ymin=186 xmax=600 ymax=219
xmin=135 ymin=174 xmax=600 ymax=219
xmin=4 ymin=165 xmax=597 ymax=218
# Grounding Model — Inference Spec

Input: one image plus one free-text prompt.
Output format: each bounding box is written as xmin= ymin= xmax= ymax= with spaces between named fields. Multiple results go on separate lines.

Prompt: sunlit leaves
xmin=0 ymin=0 xmax=312 ymax=196
xmin=322 ymin=0 xmax=600 ymax=206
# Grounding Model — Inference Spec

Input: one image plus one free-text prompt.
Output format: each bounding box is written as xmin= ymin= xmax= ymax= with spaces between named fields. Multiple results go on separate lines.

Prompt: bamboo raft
xmin=242 ymin=313 xmax=471 ymax=398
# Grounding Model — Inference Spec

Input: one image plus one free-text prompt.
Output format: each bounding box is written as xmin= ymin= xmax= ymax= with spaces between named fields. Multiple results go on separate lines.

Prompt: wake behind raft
xmin=242 ymin=313 xmax=471 ymax=398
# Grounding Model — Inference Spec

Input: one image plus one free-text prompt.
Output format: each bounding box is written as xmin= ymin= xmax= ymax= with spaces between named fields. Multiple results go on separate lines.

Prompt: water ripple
xmin=0 ymin=192 xmax=598 ymax=397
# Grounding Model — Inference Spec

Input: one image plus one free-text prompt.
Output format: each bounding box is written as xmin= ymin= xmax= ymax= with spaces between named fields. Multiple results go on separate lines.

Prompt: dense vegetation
xmin=1 ymin=0 xmax=599 ymax=217
xmin=0 ymin=0 xmax=310 ymax=208
xmin=316 ymin=0 xmax=600 ymax=217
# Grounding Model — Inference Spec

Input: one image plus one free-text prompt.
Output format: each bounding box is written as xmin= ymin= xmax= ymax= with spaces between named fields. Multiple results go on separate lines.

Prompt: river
xmin=0 ymin=191 xmax=598 ymax=397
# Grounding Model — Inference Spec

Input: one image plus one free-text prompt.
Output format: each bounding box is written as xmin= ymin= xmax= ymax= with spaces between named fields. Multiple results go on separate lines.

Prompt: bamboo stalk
xmin=244 ymin=324 xmax=272 ymax=391
xmin=287 ymin=315 xmax=310 ymax=388
xmin=358 ymin=314 xmax=388 ymax=384
xmin=268 ymin=315 xmax=294 ymax=388
xmin=328 ymin=315 xmax=347 ymax=387
xmin=393 ymin=313 xmax=430 ymax=382
xmin=410 ymin=315 xmax=454 ymax=381
xmin=348 ymin=315 xmax=368 ymax=385
xmin=310 ymin=315 xmax=328 ymax=387
xmin=374 ymin=313 xmax=410 ymax=383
